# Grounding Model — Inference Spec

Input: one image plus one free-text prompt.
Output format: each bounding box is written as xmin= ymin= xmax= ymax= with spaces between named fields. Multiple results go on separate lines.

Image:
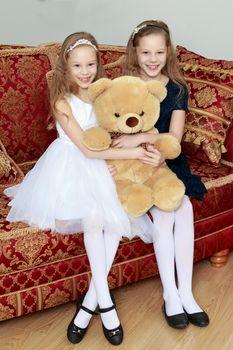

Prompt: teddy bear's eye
xmin=114 ymin=113 xmax=120 ymax=117
xmin=139 ymin=111 xmax=144 ymax=116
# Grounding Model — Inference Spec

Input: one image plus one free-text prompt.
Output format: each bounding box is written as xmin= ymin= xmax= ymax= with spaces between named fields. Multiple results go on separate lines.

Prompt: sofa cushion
xmin=190 ymin=159 xmax=233 ymax=221
xmin=1 ymin=158 xmax=233 ymax=277
xmin=99 ymin=44 xmax=126 ymax=79
xmin=0 ymin=46 xmax=59 ymax=164
xmin=177 ymin=45 xmax=233 ymax=166
xmin=99 ymin=44 xmax=125 ymax=65
xmin=0 ymin=140 xmax=24 ymax=192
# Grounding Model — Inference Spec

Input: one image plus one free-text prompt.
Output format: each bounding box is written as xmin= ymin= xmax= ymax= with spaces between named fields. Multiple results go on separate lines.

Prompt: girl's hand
xmin=112 ymin=134 xmax=142 ymax=148
xmin=139 ymin=144 xmax=165 ymax=167
xmin=107 ymin=164 xmax=117 ymax=176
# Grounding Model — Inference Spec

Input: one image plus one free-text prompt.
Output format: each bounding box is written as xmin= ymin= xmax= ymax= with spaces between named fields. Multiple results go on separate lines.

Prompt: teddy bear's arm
xmin=82 ymin=127 xmax=111 ymax=151
xmin=154 ymin=133 xmax=181 ymax=159
xmin=143 ymin=128 xmax=180 ymax=159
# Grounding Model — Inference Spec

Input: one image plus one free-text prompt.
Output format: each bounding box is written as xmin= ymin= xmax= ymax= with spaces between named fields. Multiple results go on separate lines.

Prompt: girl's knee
xmin=82 ymin=215 xmax=103 ymax=235
xmin=177 ymin=196 xmax=193 ymax=218
xmin=150 ymin=206 xmax=175 ymax=223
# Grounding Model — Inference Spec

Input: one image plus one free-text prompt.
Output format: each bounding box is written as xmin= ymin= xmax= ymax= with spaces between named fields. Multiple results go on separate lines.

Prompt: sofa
xmin=0 ymin=42 xmax=233 ymax=322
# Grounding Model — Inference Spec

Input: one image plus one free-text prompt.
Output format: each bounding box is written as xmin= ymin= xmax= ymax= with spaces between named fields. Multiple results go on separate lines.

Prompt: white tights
xmin=150 ymin=195 xmax=202 ymax=316
xmin=74 ymin=219 xmax=120 ymax=329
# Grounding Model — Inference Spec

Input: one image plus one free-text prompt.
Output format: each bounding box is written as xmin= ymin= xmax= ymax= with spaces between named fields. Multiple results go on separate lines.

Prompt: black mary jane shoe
xmin=99 ymin=305 xmax=123 ymax=346
xmin=67 ymin=298 xmax=98 ymax=344
xmin=184 ymin=310 xmax=209 ymax=327
xmin=163 ymin=303 xmax=189 ymax=329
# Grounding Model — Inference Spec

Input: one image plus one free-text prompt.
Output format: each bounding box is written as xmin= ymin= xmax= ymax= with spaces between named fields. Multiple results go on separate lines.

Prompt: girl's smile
xmin=146 ymin=64 xmax=160 ymax=71
xmin=68 ymin=45 xmax=98 ymax=91
xmin=136 ymin=33 xmax=168 ymax=81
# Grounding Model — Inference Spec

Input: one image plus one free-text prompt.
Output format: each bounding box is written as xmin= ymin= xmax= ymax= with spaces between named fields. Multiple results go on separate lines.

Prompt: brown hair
xmin=50 ymin=31 xmax=105 ymax=120
xmin=124 ymin=20 xmax=187 ymax=93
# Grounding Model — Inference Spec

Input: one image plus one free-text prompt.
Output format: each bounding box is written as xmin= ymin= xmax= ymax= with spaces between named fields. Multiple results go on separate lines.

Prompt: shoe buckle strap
xmin=98 ymin=304 xmax=115 ymax=313
xmin=80 ymin=304 xmax=98 ymax=315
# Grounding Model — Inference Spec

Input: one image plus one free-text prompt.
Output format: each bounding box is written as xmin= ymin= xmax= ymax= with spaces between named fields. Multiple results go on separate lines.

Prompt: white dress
xmin=4 ymin=94 xmax=155 ymax=240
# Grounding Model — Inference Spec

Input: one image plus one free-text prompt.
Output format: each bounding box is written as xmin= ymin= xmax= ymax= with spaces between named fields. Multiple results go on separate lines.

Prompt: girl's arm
xmin=112 ymin=110 xmax=186 ymax=148
xmin=55 ymin=99 xmax=150 ymax=160
xmin=168 ymin=110 xmax=185 ymax=143
xmin=111 ymin=110 xmax=186 ymax=166
xmin=112 ymin=132 xmax=164 ymax=167
xmin=112 ymin=132 xmax=156 ymax=148
xmin=107 ymin=164 xmax=117 ymax=176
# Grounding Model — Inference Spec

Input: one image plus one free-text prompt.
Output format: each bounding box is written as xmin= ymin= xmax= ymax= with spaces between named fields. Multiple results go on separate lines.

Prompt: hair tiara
xmin=132 ymin=23 xmax=169 ymax=40
xmin=67 ymin=39 xmax=98 ymax=53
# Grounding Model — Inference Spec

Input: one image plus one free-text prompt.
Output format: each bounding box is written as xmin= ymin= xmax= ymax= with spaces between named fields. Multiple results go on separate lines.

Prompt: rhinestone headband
xmin=67 ymin=39 xmax=98 ymax=53
xmin=132 ymin=23 xmax=169 ymax=40
xmin=132 ymin=24 xmax=147 ymax=40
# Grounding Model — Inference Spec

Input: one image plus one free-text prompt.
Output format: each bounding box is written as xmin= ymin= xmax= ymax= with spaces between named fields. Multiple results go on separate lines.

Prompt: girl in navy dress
xmin=113 ymin=20 xmax=209 ymax=329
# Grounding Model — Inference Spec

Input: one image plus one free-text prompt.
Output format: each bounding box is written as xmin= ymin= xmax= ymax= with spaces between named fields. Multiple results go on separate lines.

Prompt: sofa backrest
xmin=99 ymin=44 xmax=126 ymax=79
xmin=176 ymin=45 xmax=233 ymax=165
xmin=0 ymin=45 xmax=60 ymax=164
xmin=1 ymin=43 xmax=232 ymax=166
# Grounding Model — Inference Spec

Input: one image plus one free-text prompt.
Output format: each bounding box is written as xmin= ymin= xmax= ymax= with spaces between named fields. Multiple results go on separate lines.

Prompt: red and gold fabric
xmin=0 ymin=140 xmax=24 ymax=193
xmin=222 ymin=125 xmax=233 ymax=162
xmin=177 ymin=45 xmax=233 ymax=166
xmin=0 ymin=46 xmax=59 ymax=164
xmin=99 ymin=44 xmax=126 ymax=79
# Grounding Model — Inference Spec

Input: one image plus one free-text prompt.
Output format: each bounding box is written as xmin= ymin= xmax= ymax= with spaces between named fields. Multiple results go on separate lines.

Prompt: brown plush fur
xmin=83 ymin=76 xmax=185 ymax=216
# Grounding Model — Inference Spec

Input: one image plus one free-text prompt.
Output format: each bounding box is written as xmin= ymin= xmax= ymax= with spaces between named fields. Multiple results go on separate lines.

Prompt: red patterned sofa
xmin=0 ymin=43 xmax=233 ymax=322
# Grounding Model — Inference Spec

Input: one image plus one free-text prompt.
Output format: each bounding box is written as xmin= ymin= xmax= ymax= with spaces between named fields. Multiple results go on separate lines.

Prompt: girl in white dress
xmin=4 ymin=32 xmax=155 ymax=346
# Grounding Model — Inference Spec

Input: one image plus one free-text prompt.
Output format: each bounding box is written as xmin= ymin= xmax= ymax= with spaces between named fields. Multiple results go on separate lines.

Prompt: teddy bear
xmin=82 ymin=76 xmax=185 ymax=217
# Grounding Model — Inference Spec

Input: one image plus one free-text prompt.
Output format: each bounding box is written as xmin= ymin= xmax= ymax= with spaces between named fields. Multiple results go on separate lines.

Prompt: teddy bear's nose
xmin=126 ymin=117 xmax=139 ymax=128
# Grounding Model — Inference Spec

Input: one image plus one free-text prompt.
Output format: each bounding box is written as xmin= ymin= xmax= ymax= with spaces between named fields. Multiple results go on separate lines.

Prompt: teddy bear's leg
xmin=145 ymin=167 xmax=185 ymax=212
xmin=115 ymin=180 xmax=154 ymax=217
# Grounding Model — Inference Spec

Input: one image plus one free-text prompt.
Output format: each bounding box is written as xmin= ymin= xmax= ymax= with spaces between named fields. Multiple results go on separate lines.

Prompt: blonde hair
xmin=124 ymin=20 xmax=187 ymax=92
xmin=50 ymin=31 xmax=105 ymax=120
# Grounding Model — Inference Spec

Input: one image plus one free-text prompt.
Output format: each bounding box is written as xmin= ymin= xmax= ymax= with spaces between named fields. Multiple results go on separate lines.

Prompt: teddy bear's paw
xmin=153 ymin=179 xmax=185 ymax=211
xmin=123 ymin=184 xmax=153 ymax=217
xmin=154 ymin=134 xmax=181 ymax=159
xmin=82 ymin=127 xmax=111 ymax=151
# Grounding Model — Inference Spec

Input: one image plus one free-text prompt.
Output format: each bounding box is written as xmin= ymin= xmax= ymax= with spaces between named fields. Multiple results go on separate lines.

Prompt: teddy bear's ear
xmin=88 ymin=78 xmax=112 ymax=101
xmin=146 ymin=80 xmax=167 ymax=102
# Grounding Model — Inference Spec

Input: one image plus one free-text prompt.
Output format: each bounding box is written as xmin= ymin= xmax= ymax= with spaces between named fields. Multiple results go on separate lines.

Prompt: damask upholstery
xmin=0 ymin=46 xmax=59 ymax=164
xmin=177 ymin=45 xmax=233 ymax=165
xmin=0 ymin=140 xmax=24 ymax=193
xmin=223 ymin=124 xmax=233 ymax=162
xmin=0 ymin=43 xmax=233 ymax=322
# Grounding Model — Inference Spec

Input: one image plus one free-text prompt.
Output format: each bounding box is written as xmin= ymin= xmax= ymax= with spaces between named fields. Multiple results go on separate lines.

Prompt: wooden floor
xmin=1 ymin=253 xmax=233 ymax=350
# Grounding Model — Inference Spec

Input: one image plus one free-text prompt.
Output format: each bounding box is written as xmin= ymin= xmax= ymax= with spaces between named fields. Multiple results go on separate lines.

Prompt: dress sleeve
xmin=174 ymin=85 xmax=189 ymax=112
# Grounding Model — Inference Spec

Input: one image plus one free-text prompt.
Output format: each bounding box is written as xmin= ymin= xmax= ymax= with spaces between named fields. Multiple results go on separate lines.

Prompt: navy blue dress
xmin=155 ymin=80 xmax=207 ymax=200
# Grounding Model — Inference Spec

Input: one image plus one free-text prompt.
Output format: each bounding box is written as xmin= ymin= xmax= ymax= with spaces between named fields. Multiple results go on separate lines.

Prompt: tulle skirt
xmin=5 ymin=137 xmax=156 ymax=240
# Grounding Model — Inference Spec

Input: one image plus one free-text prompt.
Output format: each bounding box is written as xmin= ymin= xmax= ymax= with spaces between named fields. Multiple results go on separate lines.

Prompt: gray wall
xmin=1 ymin=0 xmax=233 ymax=60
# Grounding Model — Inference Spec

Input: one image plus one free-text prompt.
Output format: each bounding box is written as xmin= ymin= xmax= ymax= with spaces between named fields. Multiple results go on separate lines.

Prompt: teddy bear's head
xmin=88 ymin=76 xmax=167 ymax=134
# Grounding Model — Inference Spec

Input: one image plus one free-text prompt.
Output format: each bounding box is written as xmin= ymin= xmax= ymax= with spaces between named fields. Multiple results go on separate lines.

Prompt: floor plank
xmin=0 ymin=253 xmax=233 ymax=350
